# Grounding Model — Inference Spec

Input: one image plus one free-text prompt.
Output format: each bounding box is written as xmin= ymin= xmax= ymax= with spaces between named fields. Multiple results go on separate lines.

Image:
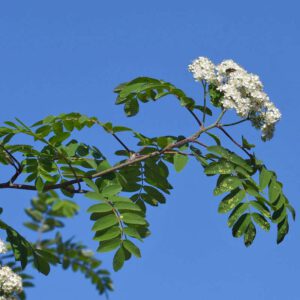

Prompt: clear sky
xmin=1 ymin=1 xmax=300 ymax=299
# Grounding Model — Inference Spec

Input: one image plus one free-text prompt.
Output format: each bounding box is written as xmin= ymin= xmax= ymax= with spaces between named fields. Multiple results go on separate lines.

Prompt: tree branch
xmin=0 ymin=110 xmax=227 ymax=193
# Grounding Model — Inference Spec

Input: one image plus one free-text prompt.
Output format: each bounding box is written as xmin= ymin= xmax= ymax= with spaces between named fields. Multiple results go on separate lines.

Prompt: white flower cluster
xmin=188 ymin=57 xmax=281 ymax=140
xmin=188 ymin=57 xmax=216 ymax=83
xmin=0 ymin=266 xmax=23 ymax=296
xmin=0 ymin=239 xmax=23 ymax=298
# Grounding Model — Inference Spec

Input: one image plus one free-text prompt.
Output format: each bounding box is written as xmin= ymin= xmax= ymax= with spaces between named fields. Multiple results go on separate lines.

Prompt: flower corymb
xmin=188 ymin=57 xmax=281 ymax=140
xmin=0 ymin=266 xmax=23 ymax=295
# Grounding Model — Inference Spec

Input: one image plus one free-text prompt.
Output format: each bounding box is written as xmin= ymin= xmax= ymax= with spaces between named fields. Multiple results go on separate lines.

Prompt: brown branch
xmin=0 ymin=126 xmax=211 ymax=192
xmin=9 ymin=165 xmax=24 ymax=184
xmin=0 ymin=111 xmax=226 ymax=193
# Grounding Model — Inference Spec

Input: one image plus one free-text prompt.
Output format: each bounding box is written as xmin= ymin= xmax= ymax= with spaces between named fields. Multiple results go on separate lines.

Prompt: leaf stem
xmin=202 ymin=81 xmax=207 ymax=123
xmin=222 ymin=118 xmax=249 ymax=127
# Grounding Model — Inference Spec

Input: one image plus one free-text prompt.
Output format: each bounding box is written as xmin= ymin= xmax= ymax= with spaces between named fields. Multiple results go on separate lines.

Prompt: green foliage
xmin=54 ymin=234 xmax=113 ymax=294
xmin=114 ymin=77 xmax=202 ymax=116
xmin=0 ymin=217 xmax=56 ymax=275
xmin=201 ymin=145 xmax=294 ymax=246
xmin=85 ymin=179 xmax=149 ymax=270
xmin=0 ymin=75 xmax=296 ymax=298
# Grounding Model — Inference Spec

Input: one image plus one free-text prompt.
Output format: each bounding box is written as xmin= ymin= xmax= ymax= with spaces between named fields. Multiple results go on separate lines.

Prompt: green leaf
xmin=272 ymin=205 xmax=286 ymax=224
xmin=287 ymin=204 xmax=296 ymax=221
xmin=143 ymin=186 xmax=166 ymax=204
xmin=35 ymin=249 xmax=60 ymax=264
xmin=232 ymin=213 xmax=251 ymax=238
xmin=205 ymin=160 xmax=235 ymax=175
xmin=268 ymin=179 xmax=281 ymax=202
xmin=214 ymin=176 xmax=243 ymax=196
xmin=121 ymin=213 xmax=148 ymax=226
xmin=277 ymin=217 xmax=289 ymax=244
xmin=173 ymin=153 xmax=189 ymax=172
xmin=218 ymin=189 xmax=246 ymax=213
xmin=228 ymin=153 xmax=253 ymax=173
xmin=207 ymin=145 xmax=229 ymax=157
xmin=244 ymin=222 xmax=256 ymax=247
xmin=102 ymin=185 xmax=123 ymax=196
xmin=113 ymin=126 xmax=132 ymax=133
xmin=35 ymin=177 xmax=44 ymax=192
xmin=94 ymin=227 xmax=121 ymax=242
xmin=92 ymin=214 xmax=119 ymax=231
xmin=97 ymin=238 xmax=121 ymax=253
xmin=87 ymin=203 xmax=113 ymax=213
xmin=242 ymin=136 xmax=255 ymax=150
xmin=259 ymin=168 xmax=272 ymax=191
xmin=123 ymin=227 xmax=143 ymax=241
xmin=85 ymin=192 xmax=106 ymax=201
xmin=208 ymin=146 xmax=253 ymax=173
xmin=123 ymin=240 xmax=141 ymax=258
xmin=113 ymin=247 xmax=125 ymax=271
xmin=124 ymin=98 xmax=139 ymax=117
xmin=249 ymin=200 xmax=271 ymax=218
xmin=33 ymin=253 xmax=50 ymax=275
xmin=209 ymin=84 xmax=223 ymax=107
xmin=114 ymin=201 xmax=142 ymax=212
xmin=227 ymin=202 xmax=249 ymax=227
xmin=83 ymin=178 xmax=99 ymax=192
xmin=205 ymin=132 xmax=221 ymax=145
xmin=194 ymin=105 xmax=213 ymax=116
xmin=252 ymin=213 xmax=270 ymax=231
xmin=23 ymin=222 xmax=40 ymax=231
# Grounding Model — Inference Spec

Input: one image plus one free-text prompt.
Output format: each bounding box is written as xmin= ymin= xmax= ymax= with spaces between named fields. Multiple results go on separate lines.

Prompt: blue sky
xmin=0 ymin=1 xmax=300 ymax=299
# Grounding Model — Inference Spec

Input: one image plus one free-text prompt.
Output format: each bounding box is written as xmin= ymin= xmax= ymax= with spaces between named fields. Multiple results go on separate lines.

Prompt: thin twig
xmin=202 ymin=81 xmax=207 ymax=123
xmin=0 ymin=144 xmax=24 ymax=183
xmin=164 ymin=150 xmax=195 ymax=156
xmin=192 ymin=140 xmax=208 ymax=148
xmin=187 ymin=109 xmax=203 ymax=128
xmin=0 ymin=144 xmax=19 ymax=170
xmin=222 ymin=118 xmax=249 ymax=127
xmin=112 ymin=133 xmax=131 ymax=153
xmin=217 ymin=126 xmax=252 ymax=158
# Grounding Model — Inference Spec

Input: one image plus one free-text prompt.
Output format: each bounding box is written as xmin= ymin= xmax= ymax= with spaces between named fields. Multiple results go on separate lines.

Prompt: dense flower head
xmin=0 ymin=266 xmax=23 ymax=295
xmin=188 ymin=57 xmax=216 ymax=83
xmin=0 ymin=240 xmax=7 ymax=254
xmin=188 ymin=56 xmax=281 ymax=140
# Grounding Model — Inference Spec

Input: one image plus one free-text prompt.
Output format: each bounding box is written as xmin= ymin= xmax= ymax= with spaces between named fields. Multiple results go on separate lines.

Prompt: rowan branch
xmin=0 ymin=110 xmax=226 ymax=192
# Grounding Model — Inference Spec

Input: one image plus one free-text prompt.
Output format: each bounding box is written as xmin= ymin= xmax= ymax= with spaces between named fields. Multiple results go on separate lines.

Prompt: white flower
xmin=0 ymin=266 xmax=23 ymax=295
xmin=0 ymin=240 xmax=7 ymax=254
xmin=189 ymin=56 xmax=281 ymax=140
xmin=188 ymin=57 xmax=216 ymax=83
